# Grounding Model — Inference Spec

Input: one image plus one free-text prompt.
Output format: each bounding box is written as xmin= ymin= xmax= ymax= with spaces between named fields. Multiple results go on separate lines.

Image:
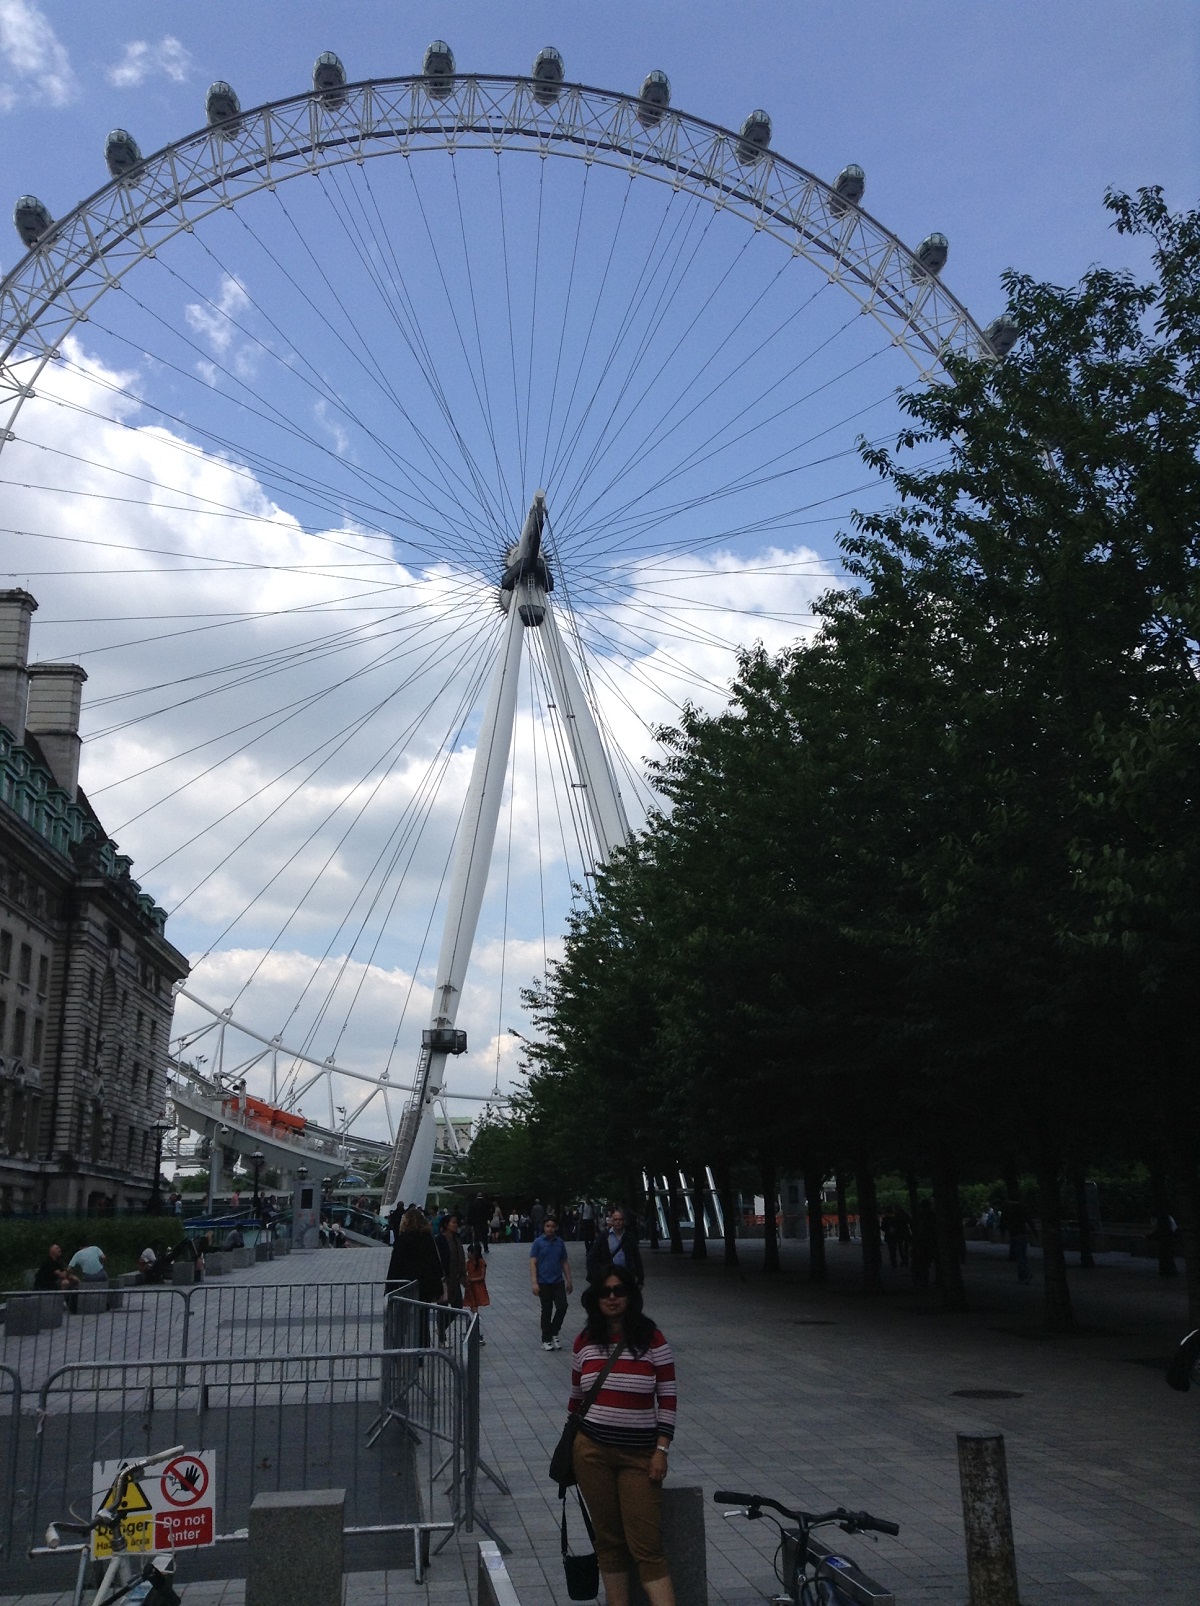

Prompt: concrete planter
xmin=4 ymin=1292 xmax=64 ymax=1333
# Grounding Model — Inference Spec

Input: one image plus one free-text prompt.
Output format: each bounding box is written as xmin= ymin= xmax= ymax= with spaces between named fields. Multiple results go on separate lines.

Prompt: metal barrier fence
xmin=1 ymin=1280 xmax=388 ymax=1393
xmin=29 ymin=1350 xmax=460 ymax=1579
xmin=381 ymin=1293 xmax=508 ymax=1547
xmin=0 ymin=1365 xmax=19 ymax=1561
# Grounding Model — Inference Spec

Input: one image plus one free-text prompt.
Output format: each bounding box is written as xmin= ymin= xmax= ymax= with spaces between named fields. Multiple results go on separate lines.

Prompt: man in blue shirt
xmin=529 ymin=1215 xmax=573 ymax=1350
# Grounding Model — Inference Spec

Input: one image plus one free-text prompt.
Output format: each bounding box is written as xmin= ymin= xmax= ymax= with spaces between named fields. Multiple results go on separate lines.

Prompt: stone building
xmin=0 ymin=590 xmax=189 ymax=1214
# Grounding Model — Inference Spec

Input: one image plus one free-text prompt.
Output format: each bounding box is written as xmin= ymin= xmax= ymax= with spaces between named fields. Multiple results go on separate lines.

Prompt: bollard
xmin=957 ymin=1431 xmax=1020 ymax=1606
xmin=247 ymin=1488 xmax=344 ymax=1606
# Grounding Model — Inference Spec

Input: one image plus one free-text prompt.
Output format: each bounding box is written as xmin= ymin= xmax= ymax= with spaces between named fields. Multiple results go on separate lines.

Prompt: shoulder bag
xmin=549 ymin=1341 xmax=626 ymax=1489
xmin=561 ymin=1489 xmax=600 ymax=1600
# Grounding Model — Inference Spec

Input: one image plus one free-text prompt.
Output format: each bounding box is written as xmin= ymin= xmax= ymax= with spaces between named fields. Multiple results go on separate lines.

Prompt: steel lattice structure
xmin=0 ymin=72 xmax=988 ymax=422
xmin=0 ymin=70 xmax=995 ymax=1185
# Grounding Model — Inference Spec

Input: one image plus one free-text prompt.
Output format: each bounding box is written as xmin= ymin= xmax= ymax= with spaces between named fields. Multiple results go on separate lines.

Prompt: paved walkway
xmin=4 ymin=1236 xmax=1196 ymax=1605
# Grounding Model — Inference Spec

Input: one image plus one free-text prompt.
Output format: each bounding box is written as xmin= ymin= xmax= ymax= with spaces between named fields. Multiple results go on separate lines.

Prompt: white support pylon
xmin=387 ymin=493 xmax=549 ymax=1210
xmin=538 ymin=603 xmax=629 ymax=861
xmin=385 ymin=491 xmax=633 ymax=1211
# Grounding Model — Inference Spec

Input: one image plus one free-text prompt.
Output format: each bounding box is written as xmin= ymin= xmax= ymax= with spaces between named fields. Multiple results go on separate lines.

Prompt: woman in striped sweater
xmin=569 ymin=1264 xmax=677 ymax=1606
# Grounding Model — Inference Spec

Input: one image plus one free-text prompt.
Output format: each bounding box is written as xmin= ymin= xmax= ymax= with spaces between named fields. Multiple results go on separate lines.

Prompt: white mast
xmin=382 ymin=492 xmax=631 ymax=1210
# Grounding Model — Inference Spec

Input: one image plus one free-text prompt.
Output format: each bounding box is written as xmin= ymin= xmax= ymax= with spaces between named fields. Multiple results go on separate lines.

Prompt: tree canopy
xmin=471 ymin=189 xmax=1200 ymax=1328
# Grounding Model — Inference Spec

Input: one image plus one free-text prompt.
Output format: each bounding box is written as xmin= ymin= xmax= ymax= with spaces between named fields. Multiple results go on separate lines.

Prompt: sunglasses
xmin=599 ymin=1285 xmax=627 ymax=1298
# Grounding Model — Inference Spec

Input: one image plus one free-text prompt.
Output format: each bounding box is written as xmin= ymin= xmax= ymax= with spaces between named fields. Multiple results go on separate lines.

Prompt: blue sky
xmin=0 ymin=2 xmax=1195 ymax=1135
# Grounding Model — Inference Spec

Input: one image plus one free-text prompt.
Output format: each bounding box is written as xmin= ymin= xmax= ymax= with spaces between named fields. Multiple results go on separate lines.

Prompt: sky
xmin=0 ymin=1 xmax=1195 ymax=1142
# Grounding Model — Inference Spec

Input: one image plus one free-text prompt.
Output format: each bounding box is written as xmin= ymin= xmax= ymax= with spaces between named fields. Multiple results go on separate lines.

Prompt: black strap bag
xmin=549 ymin=1342 xmax=626 ymax=1490
xmin=561 ymin=1489 xmax=600 ymax=1601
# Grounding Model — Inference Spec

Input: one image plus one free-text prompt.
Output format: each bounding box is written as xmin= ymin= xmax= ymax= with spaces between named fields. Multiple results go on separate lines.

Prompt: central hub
xmin=500 ymin=490 xmax=553 ymax=626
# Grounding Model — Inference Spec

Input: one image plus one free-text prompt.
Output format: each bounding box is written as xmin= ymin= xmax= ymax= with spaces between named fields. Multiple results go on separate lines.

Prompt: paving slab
xmin=6 ymin=1235 xmax=1194 ymax=1605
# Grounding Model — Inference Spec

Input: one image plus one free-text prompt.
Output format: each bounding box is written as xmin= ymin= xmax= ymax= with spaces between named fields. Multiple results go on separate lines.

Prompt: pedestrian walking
xmin=531 ymin=1198 xmax=546 ymax=1237
xmin=568 ymin=1263 xmax=677 ymax=1606
xmin=586 ymin=1204 xmax=644 ymax=1287
xmin=580 ymin=1197 xmax=597 ymax=1248
xmin=464 ymin=1241 xmax=490 ymax=1343
xmin=530 ymin=1214 xmax=573 ymax=1350
xmin=436 ymin=1212 xmax=466 ymax=1339
xmin=466 ymin=1191 xmax=490 ymax=1251
xmin=1001 ymin=1195 xmax=1036 ymax=1285
xmin=385 ymin=1206 xmax=444 ymax=1300
xmin=911 ymin=1199 xmax=937 ymax=1289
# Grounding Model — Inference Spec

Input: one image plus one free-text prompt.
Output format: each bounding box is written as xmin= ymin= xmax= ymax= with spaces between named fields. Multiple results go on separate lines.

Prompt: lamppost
xmin=150 ymin=1119 xmax=172 ymax=1214
xmin=251 ymin=1149 xmax=264 ymax=1220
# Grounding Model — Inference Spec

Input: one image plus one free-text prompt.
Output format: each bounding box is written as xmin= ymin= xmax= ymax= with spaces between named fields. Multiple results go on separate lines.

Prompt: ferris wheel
xmin=0 ymin=43 xmax=1010 ymax=1204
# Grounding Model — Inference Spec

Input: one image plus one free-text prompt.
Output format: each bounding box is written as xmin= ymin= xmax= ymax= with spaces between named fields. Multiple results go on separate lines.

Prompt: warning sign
xmin=90 ymin=1470 xmax=153 ymax=1558
xmin=160 ymin=1455 xmax=209 ymax=1507
xmin=92 ymin=1451 xmax=217 ymax=1558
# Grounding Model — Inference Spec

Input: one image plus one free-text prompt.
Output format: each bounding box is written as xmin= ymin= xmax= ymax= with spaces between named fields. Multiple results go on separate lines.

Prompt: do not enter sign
xmin=91 ymin=1450 xmax=217 ymax=1557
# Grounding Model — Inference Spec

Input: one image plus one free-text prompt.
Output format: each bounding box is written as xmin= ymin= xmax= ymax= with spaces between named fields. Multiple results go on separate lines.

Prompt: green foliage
xmin=0 ymin=1217 xmax=182 ymax=1293
xmin=513 ymin=189 xmax=1200 ymax=1318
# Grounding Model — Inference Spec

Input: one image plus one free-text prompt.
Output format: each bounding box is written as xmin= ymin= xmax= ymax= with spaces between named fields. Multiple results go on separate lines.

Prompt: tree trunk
xmin=835 ymin=1170 xmax=851 ymax=1242
xmin=690 ymin=1167 xmax=709 ymax=1258
xmin=1071 ymin=1163 xmax=1094 ymax=1269
xmin=1169 ymin=1144 xmax=1200 ymax=1329
xmin=1150 ymin=1164 xmax=1179 ymax=1278
xmin=855 ymin=1155 xmax=884 ymax=1294
xmin=931 ymin=1152 xmax=969 ymax=1311
xmin=645 ymin=1180 xmax=660 ymax=1252
xmin=664 ymin=1172 xmax=685 ymax=1255
xmin=905 ymin=1166 xmax=920 ymax=1221
xmin=1035 ymin=1143 xmax=1075 ymax=1333
xmin=760 ymin=1155 xmax=780 ymax=1275
xmin=714 ymin=1156 xmax=739 ymax=1267
xmin=804 ymin=1156 xmax=828 ymax=1282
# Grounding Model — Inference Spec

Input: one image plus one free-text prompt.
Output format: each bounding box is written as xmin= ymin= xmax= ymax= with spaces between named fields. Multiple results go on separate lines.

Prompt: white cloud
xmin=0 ymin=0 xmax=75 ymax=109
xmin=0 ymin=332 xmax=837 ymax=1128
xmin=107 ymin=36 xmax=191 ymax=90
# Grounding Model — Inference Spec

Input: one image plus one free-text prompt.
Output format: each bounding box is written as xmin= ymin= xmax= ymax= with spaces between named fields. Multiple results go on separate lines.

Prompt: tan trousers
xmin=572 ymin=1432 xmax=668 ymax=1585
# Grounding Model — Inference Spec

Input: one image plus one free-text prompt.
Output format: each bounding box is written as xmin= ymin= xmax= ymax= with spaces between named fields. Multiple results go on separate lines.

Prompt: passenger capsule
xmin=313 ymin=52 xmax=347 ymax=104
xmin=531 ymin=46 xmax=564 ymax=106
xmin=985 ymin=314 xmax=1019 ymax=358
xmin=206 ymin=81 xmax=242 ymax=133
xmin=736 ymin=109 xmax=772 ymax=164
xmin=636 ymin=70 xmax=670 ymax=129
xmin=913 ymin=231 xmax=949 ymax=279
xmin=13 ymin=195 xmax=52 ymax=248
xmin=104 ymin=128 xmax=143 ymax=179
xmin=830 ymin=163 xmax=865 ymax=214
xmin=423 ymin=39 xmax=455 ymax=99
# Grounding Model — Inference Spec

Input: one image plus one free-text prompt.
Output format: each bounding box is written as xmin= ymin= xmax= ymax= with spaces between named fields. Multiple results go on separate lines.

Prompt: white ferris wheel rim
xmin=0 ymin=71 xmax=988 ymax=413
xmin=0 ymin=69 xmax=990 ymax=1122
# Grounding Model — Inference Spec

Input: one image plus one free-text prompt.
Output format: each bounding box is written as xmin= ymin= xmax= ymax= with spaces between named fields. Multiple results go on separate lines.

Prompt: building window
xmin=31 ymin=1017 xmax=42 ymax=1065
xmin=0 ymin=930 xmax=10 ymax=974
xmin=87 ymin=967 xmax=96 ymax=1001
xmin=36 ymin=954 xmax=48 ymax=997
xmin=133 ymin=1060 xmax=142 ymax=1097
xmin=11 ymin=1008 xmax=26 ymax=1058
xmin=0 ymin=1001 xmax=6 ymax=1045
xmin=126 ymin=1126 xmax=135 ymax=1164
xmin=136 ymin=1009 xmax=144 ymax=1041
xmin=18 ymin=943 xmax=31 ymax=985
xmin=80 ymin=1025 xmax=91 ymax=1068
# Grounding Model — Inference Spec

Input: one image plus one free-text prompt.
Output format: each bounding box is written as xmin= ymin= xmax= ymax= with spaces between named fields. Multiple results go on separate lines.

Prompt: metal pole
xmin=957 ymin=1431 xmax=1021 ymax=1606
xmin=390 ymin=542 xmax=533 ymax=1209
xmin=538 ymin=602 xmax=629 ymax=860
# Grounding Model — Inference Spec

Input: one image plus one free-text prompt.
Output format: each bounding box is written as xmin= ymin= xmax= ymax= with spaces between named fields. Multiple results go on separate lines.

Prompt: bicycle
xmin=36 ymin=1445 xmax=186 ymax=1606
xmin=714 ymin=1488 xmax=900 ymax=1606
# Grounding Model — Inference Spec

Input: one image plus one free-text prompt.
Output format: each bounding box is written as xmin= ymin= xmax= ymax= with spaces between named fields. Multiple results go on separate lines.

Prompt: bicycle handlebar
xmin=713 ymin=1492 xmax=899 ymax=1537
